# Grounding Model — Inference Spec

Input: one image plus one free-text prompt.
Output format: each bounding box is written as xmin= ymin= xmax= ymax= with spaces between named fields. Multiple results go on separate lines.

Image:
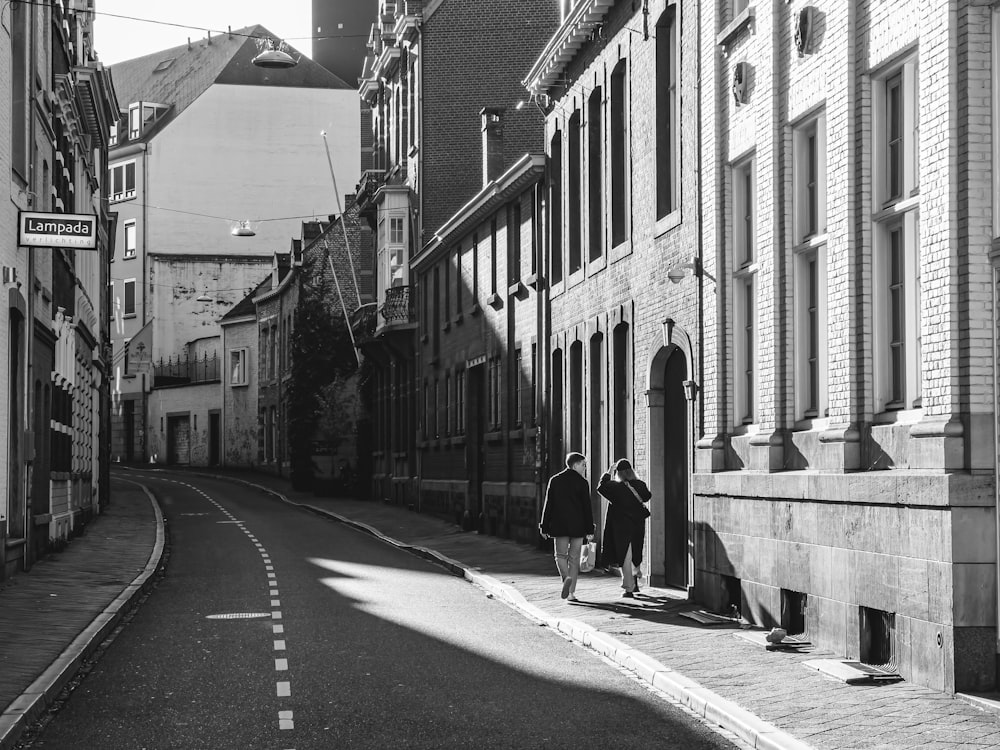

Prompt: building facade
xmin=354 ymin=0 xmax=559 ymax=507
xmin=1 ymin=0 xmax=116 ymax=576
xmin=107 ymin=27 xmax=359 ymax=462
xmin=312 ymin=0 xmax=379 ymax=84
xmin=689 ymin=0 xmax=997 ymax=693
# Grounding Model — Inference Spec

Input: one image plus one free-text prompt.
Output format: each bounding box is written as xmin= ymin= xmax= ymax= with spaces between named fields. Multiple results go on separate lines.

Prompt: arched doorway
xmin=661 ymin=348 xmax=688 ymax=587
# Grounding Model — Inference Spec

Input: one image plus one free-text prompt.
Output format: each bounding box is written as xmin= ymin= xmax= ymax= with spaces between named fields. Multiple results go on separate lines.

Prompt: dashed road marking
xmin=271 ymin=599 xmax=281 ymax=607
xmin=273 ymin=624 xmax=284 ymax=634
xmin=270 ymin=589 xmax=279 ymax=596
xmin=277 ymin=681 xmax=291 ymax=697
xmin=275 ymin=658 xmax=288 ymax=671
xmin=274 ymin=640 xmax=286 ymax=650
xmin=279 ymin=710 xmax=294 ymax=730
xmin=272 ymin=611 xmax=282 ymax=620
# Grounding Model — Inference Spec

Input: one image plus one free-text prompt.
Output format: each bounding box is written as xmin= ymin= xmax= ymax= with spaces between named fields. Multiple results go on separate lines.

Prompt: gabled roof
xmin=109 ymin=25 xmax=350 ymax=127
xmin=220 ymin=276 xmax=270 ymax=323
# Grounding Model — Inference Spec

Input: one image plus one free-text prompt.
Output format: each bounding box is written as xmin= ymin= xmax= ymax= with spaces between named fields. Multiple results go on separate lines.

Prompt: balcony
xmin=350 ymin=302 xmax=378 ymax=345
xmin=356 ymin=169 xmax=385 ymax=223
xmin=379 ymin=285 xmax=415 ymax=328
xmin=153 ymin=351 xmax=220 ymax=388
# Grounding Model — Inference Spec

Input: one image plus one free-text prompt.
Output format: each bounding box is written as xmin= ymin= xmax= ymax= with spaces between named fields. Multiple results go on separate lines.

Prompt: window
xmin=552 ymin=349 xmax=564 ymax=464
xmin=455 ymin=245 xmax=463 ymax=314
xmin=128 ymin=104 xmax=141 ymax=139
xmin=508 ymin=201 xmax=522 ymax=284
xmin=434 ymin=378 xmax=441 ymax=438
xmin=270 ymin=325 xmax=277 ymax=379
xmin=794 ymin=115 xmax=826 ymax=242
xmin=588 ymin=87 xmax=603 ymax=261
xmin=472 ymin=233 xmax=480 ymax=306
xmin=873 ymin=61 xmax=920 ymax=413
xmin=109 ymin=122 xmax=118 ymax=148
xmin=610 ymin=60 xmax=628 ymax=246
xmin=388 ymin=216 xmax=405 ymax=286
xmin=731 ymin=156 xmax=756 ymax=425
xmin=569 ymin=341 xmax=583 ymax=450
xmin=732 ymin=0 xmax=749 ymax=17
xmin=230 ymin=349 xmax=248 ymax=386
xmin=124 ymin=220 xmax=137 ymax=259
xmin=490 ymin=219 xmax=498 ymax=294
xmin=568 ymin=111 xmax=582 ymax=274
xmin=432 ymin=267 xmax=440 ymax=357
xmin=390 ymin=216 xmax=404 ymax=244
xmin=612 ymin=323 xmax=630 ymax=458
xmin=794 ymin=247 xmax=827 ymax=420
xmin=456 ymin=369 xmax=466 ymax=435
xmin=11 ymin=0 xmax=27 ymax=177
xmin=656 ymin=9 xmax=678 ymax=219
xmin=260 ymin=329 xmax=269 ymax=379
xmin=549 ymin=130 xmax=563 ymax=285
xmin=994 ymin=8 xmax=1000 ymax=238
xmin=123 ymin=337 xmax=132 ymax=374
xmin=423 ymin=379 xmax=431 ymax=439
xmin=733 ymin=158 xmax=755 ymax=267
xmin=488 ymin=356 xmax=502 ymax=428
xmin=444 ymin=255 xmax=451 ymax=322
xmin=444 ymin=373 xmax=452 ymax=436
xmin=109 ymin=161 xmax=136 ymax=202
xmin=123 ymin=279 xmax=136 ymax=317
xmin=513 ymin=348 xmax=523 ymax=426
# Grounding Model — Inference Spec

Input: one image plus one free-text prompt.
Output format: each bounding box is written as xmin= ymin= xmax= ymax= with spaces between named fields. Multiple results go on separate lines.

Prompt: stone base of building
xmin=416 ymin=479 xmax=541 ymax=543
xmin=692 ymin=470 xmax=997 ymax=693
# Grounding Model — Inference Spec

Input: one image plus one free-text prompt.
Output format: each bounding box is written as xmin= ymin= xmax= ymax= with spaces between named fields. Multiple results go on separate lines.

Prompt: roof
xmin=109 ymin=25 xmax=351 ymax=125
xmin=220 ymin=276 xmax=270 ymax=323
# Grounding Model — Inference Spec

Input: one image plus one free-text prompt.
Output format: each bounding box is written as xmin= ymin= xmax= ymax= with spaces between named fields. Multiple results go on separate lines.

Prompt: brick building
xmin=354 ymin=0 xmax=559 ymax=507
xmin=1 ymin=0 xmax=117 ymax=576
xmin=524 ymin=0 xmax=701 ymax=583
xmin=688 ymin=0 xmax=997 ymax=693
xmin=413 ymin=152 xmax=546 ymax=539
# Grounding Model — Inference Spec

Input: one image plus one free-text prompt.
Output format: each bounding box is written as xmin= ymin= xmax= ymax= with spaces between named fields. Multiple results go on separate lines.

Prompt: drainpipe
xmin=992 ymin=258 xmax=1000 ymax=686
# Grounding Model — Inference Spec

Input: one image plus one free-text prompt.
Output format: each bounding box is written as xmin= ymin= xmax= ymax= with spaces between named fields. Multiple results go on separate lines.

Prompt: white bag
xmin=580 ymin=541 xmax=597 ymax=573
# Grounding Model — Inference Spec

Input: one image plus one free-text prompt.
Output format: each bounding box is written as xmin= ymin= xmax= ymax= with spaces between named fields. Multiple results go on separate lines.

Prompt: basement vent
xmin=722 ymin=574 xmax=742 ymax=619
xmin=781 ymin=589 xmax=807 ymax=636
xmin=860 ymin=606 xmax=897 ymax=671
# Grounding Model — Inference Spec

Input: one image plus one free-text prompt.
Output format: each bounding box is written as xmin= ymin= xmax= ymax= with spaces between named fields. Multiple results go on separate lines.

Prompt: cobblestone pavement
xmin=197 ymin=468 xmax=1000 ymax=750
xmin=0 ymin=478 xmax=161 ymax=749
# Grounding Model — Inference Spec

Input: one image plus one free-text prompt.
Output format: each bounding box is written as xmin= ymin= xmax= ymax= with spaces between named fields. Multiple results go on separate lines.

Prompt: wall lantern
xmin=683 ymin=380 xmax=700 ymax=402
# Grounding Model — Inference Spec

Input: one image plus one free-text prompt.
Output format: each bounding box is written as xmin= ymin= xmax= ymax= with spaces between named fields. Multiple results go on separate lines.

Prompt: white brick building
xmin=694 ymin=0 xmax=997 ymax=693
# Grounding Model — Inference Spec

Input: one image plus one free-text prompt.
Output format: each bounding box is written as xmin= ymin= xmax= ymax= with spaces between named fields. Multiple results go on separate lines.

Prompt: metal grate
xmin=860 ymin=606 xmax=897 ymax=672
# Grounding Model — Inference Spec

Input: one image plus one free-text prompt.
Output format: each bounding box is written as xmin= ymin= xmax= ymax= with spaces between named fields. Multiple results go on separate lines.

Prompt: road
xmin=26 ymin=471 xmax=737 ymax=749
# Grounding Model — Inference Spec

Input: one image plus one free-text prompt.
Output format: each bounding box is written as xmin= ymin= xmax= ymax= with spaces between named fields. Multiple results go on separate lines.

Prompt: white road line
xmin=271 ymin=599 xmax=281 ymax=607
xmin=274 ymin=640 xmax=286 ymax=650
xmin=270 ymin=589 xmax=279 ymax=596
xmin=275 ymin=658 xmax=288 ymax=671
xmin=272 ymin=610 xmax=282 ymax=619
xmin=273 ymin=624 xmax=284 ymax=634
xmin=278 ymin=710 xmax=294 ymax=730
xmin=277 ymin=681 xmax=291 ymax=697
xmin=266 ymin=565 xmax=274 ymax=571
xmin=267 ymin=573 xmax=277 ymax=579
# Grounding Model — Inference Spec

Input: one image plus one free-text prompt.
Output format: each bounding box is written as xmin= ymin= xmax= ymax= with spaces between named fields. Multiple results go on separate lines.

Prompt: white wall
xmin=147 ymin=84 xmax=359 ymax=256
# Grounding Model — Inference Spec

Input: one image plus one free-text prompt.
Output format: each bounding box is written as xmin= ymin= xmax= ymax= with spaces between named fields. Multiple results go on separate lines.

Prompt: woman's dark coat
xmin=539 ymin=468 xmax=595 ymax=538
xmin=597 ymin=474 xmax=651 ymax=567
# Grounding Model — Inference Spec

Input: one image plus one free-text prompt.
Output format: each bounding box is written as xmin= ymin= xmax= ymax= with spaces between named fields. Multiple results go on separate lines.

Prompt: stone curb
xmin=0 ymin=481 xmax=166 ymax=750
xmin=204 ymin=473 xmax=816 ymax=750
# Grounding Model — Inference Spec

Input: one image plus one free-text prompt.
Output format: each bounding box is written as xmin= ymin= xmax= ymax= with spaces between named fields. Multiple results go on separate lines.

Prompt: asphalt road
xmin=26 ymin=471 xmax=737 ymax=749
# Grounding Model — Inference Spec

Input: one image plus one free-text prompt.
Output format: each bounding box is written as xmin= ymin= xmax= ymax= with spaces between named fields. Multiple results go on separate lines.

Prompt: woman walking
xmin=597 ymin=459 xmax=651 ymax=598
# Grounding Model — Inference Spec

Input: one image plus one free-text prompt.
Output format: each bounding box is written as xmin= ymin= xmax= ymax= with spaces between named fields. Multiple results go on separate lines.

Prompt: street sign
xmin=19 ymin=211 xmax=98 ymax=249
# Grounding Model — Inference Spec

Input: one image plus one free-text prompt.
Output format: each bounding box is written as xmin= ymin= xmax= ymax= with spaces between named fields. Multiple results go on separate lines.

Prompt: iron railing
xmin=350 ymin=302 xmax=378 ymax=342
xmin=379 ymin=285 xmax=414 ymax=326
xmin=153 ymin=351 xmax=220 ymax=386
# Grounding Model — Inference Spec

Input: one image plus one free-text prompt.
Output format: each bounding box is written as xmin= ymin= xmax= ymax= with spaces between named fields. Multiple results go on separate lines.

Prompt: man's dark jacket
xmin=539 ymin=468 xmax=595 ymax=538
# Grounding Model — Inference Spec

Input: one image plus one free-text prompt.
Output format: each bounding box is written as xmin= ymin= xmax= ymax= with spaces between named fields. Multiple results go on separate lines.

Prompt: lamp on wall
xmin=667 ymin=256 xmax=702 ymax=284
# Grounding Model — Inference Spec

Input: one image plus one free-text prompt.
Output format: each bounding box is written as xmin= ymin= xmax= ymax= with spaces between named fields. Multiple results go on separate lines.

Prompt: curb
xmin=0 ymin=480 xmax=166 ymax=750
xmin=196 ymin=472 xmax=815 ymax=750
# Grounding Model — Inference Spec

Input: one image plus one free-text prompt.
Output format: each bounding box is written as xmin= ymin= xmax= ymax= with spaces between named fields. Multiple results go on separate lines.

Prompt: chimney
xmin=481 ymin=107 xmax=504 ymax=187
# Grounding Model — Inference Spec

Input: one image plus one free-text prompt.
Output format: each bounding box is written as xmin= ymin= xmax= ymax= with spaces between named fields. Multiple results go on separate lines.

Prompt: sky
xmin=92 ymin=1 xmax=313 ymax=65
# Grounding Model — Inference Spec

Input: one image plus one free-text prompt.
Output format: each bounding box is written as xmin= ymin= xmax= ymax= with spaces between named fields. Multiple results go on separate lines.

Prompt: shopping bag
xmin=580 ymin=541 xmax=597 ymax=573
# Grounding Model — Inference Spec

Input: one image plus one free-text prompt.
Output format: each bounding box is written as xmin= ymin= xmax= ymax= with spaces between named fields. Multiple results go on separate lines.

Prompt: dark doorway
xmin=466 ymin=364 xmax=487 ymax=530
xmin=167 ymin=415 xmax=191 ymax=465
xmin=7 ymin=312 xmax=24 ymax=541
xmin=663 ymin=348 xmax=688 ymax=586
xmin=209 ymin=412 xmax=220 ymax=466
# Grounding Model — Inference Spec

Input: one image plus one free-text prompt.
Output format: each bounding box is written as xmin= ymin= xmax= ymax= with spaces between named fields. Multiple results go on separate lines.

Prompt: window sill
xmin=508 ymin=428 xmax=524 ymax=440
xmin=486 ymin=293 xmax=503 ymax=310
xmin=717 ymin=6 xmax=755 ymax=55
xmin=123 ymin=313 xmax=137 ymax=319
xmin=230 ymin=382 xmax=249 ymax=388
xmin=470 ymin=303 xmax=482 ymax=317
xmin=485 ymin=429 xmax=503 ymax=443
xmin=420 ymin=333 xmax=429 ymax=344
xmin=452 ymin=313 xmax=464 ymax=326
xmin=872 ymin=406 xmax=923 ymax=426
xmin=408 ymin=145 xmax=419 ymax=158
xmin=442 ymin=321 xmax=451 ymax=332
xmin=654 ymin=209 xmax=682 ymax=239
xmin=525 ymin=272 xmax=542 ymax=290
xmin=449 ymin=435 xmax=466 ymax=447
xmin=122 ymin=373 xmax=137 ymax=380
xmin=792 ymin=233 xmax=828 ymax=254
xmin=586 ymin=254 xmax=606 ymax=276
xmin=548 ymin=278 xmax=565 ymax=299
xmin=792 ymin=415 xmax=830 ymax=433
xmin=873 ymin=195 xmax=919 ymax=223
xmin=123 ymin=254 xmax=137 ymax=261
xmin=507 ymin=281 xmax=528 ymax=300
xmin=609 ymin=238 xmax=631 ymax=264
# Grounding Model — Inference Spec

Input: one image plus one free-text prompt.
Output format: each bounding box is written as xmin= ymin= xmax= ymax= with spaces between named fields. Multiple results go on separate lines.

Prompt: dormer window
xmin=127 ymin=101 xmax=169 ymax=139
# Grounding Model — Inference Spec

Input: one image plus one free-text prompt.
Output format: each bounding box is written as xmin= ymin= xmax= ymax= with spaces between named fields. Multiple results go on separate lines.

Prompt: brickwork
xmin=147 ymin=383 xmax=221 ymax=466
xmin=221 ymin=317 xmax=258 ymax=467
xmin=694 ymin=0 xmax=999 ymax=693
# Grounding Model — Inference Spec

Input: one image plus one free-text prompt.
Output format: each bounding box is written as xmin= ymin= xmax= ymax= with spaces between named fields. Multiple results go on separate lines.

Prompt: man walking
xmin=539 ymin=452 xmax=595 ymax=602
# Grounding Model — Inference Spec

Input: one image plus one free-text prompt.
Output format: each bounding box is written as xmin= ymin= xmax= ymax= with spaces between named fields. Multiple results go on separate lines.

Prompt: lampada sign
xmin=19 ymin=211 xmax=97 ymax=249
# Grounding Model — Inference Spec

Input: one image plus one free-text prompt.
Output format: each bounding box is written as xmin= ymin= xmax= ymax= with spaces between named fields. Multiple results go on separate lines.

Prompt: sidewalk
xmin=0 ymin=478 xmax=164 ymax=750
xmin=204 ymin=467 xmax=1000 ymax=750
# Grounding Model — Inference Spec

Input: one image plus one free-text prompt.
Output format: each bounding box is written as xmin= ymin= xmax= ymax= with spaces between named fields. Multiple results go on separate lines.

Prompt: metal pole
xmin=326 ymin=252 xmax=362 ymax=366
xmin=321 ymin=131 xmax=361 ymax=304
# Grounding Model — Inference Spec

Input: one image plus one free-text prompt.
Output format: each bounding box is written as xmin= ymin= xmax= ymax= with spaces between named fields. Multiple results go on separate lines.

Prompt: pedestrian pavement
xmin=3 ymin=467 xmax=1000 ymax=750
xmin=0 ymin=477 xmax=164 ymax=750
